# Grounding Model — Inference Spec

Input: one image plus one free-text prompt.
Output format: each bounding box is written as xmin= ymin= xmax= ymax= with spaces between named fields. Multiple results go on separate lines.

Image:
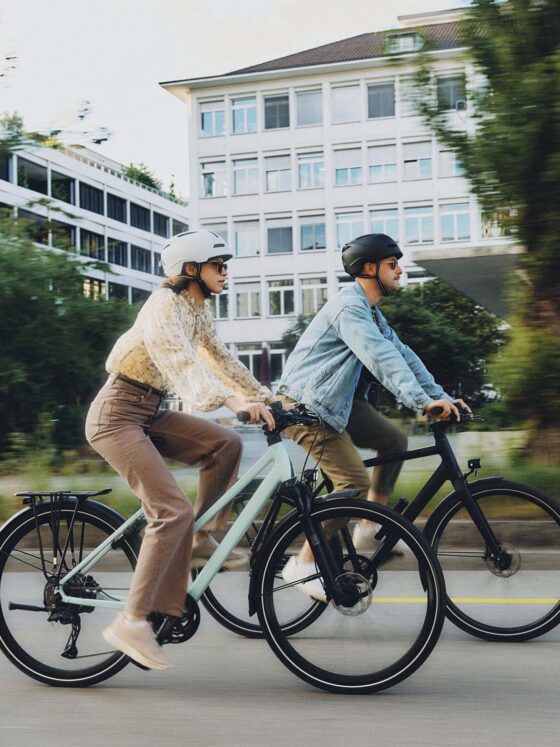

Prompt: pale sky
xmin=0 ymin=0 xmax=466 ymax=198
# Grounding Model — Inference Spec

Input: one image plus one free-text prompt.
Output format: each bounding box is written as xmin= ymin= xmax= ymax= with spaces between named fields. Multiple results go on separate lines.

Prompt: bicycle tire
xmin=0 ymin=499 xmax=141 ymax=686
xmin=425 ymin=479 xmax=560 ymax=642
xmin=254 ymin=498 xmax=445 ymax=694
xmin=193 ymin=485 xmax=326 ymax=638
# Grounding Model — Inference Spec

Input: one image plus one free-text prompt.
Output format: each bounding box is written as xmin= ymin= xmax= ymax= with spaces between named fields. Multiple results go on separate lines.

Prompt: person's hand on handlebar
xmin=425 ymin=399 xmax=461 ymax=422
xmin=225 ymin=396 xmax=276 ymax=429
xmin=452 ymin=398 xmax=472 ymax=415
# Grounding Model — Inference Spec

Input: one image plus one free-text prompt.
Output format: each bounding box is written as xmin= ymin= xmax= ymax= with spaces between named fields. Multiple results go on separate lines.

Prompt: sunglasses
xmin=384 ymin=259 xmax=400 ymax=270
xmin=207 ymin=260 xmax=228 ymax=274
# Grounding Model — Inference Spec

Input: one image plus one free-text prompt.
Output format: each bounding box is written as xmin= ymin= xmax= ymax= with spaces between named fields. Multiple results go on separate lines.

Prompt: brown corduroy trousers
xmin=85 ymin=377 xmax=242 ymax=618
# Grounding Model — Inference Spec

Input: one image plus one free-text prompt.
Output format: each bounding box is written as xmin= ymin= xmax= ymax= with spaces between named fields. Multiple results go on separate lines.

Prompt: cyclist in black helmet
xmin=277 ymin=233 xmax=471 ymax=600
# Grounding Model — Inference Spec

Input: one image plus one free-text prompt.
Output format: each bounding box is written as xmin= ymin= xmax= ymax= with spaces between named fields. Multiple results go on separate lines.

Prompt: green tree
xmin=414 ymin=0 xmax=560 ymax=458
xmin=0 ymin=217 xmax=135 ymax=455
xmin=281 ymin=280 xmax=505 ymax=408
xmin=122 ymin=162 xmax=162 ymax=190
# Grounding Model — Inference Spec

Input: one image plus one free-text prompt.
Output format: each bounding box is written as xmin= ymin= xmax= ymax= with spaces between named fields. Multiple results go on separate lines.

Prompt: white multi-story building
xmin=161 ymin=8 xmax=519 ymax=385
xmin=0 ymin=144 xmax=189 ymax=302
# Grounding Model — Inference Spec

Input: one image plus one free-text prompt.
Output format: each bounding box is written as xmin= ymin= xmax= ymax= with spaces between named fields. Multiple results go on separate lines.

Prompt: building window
xmin=367 ymin=82 xmax=395 ymax=118
xmin=268 ymin=279 xmax=294 ymax=316
xmin=234 ymin=221 xmax=260 ymax=257
xmin=131 ymin=245 xmax=151 ymax=272
xmin=209 ymin=287 xmax=229 ymax=320
xmin=130 ymin=202 xmax=150 ymax=231
xmin=131 ymin=287 xmax=151 ymax=304
xmin=400 ymin=77 xmax=420 ymax=117
xmin=79 ymin=182 xmax=104 ymax=214
xmin=80 ymin=229 xmax=105 ymax=260
xmin=232 ymin=96 xmax=257 ymax=134
xmin=300 ymin=218 xmax=326 ymax=251
xmin=202 ymin=222 xmax=228 ymax=245
xmin=0 ymin=154 xmax=11 ymax=182
xmin=386 ymin=33 xmax=423 ymax=54
xmin=265 ymin=155 xmax=291 ymax=192
xmin=301 ymin=277 xmax=328 ymax=315
xmin=236 ymin=282 xmax=261 ymax=317
xmin=172 ymin=219 xmax=189 ymax=234
xmin=297 ymin=152 xmax=324 ymax=189
xmin=107 ymin=238 xmax=128 ymax=266
xmin=107 ymin=193 xmax=127 ymax=222
xmin=201 ymin=161 xmax=227 ymax=198
xmin=337 ymin=275 xmax=354 ymax=289
xmin=16 ymin=158 xmax=48 ymax=194
xmin=336 ymin=213 xmax=363 ymax=249
xmin=370 ymin=209 xmax=399 ymax=241
xmin=270 ymin=347 xmax=287 ymax=382
xmin=199 ymin=100 xmax=225 ymax=137
xmin=50 ymin=220 xmax=76 ymax=251
xmin=267 ymin=223 xmax=293 ymax=255
xmin=437 ymin=75 xmax=466 ymax=111
xmin=153 ymin=212 xmax=169 ymax=238
xmin=233 ymin=158 xmax=258 ymax=195
xmin=83 ymin=277 xmax=106 ymax=301
xmin=17 ymin=209 xmax=49 ymax=244
xmin=153 ymin=251 xmax=165 ymax=276
xmin=264 ymin=94 xmax=289 ymax=130
xmin=368 ymin=144 xmax=397 ymax=183
xmin=403 ymin=142 xmax=432 ymax=180
xmin=439 ymin=149 xmax=464 ymax=177
xmin=296 ymin=89 xmax=322 ymax=126
xmin=236 ymin=343 xmax=262 ymax=378
xmin=51 ymin=171 xmax=75 ymax=204
xmin=332 ymin=85 xmax=361 ymax=124
xmin=405 ymin=206 xmax=434 ymax=244
xmin=108 ymin=282 xmax=129 ymax=301
xmin=441 ymin=203 xmax=470 ymax=241
xmin=334 ymin=148 xmax=362 ymax=186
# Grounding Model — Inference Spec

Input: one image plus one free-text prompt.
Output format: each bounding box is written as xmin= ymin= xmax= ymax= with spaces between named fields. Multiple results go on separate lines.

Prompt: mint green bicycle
xmin=0 ymin=405 xmax=445 ymax=693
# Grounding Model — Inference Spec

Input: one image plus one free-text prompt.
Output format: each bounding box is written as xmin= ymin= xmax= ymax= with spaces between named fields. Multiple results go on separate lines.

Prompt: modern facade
xmin=0 ymin=144 xmax=189 ymax=303
xmin=161 ymin=7 xmax=518 ymax=386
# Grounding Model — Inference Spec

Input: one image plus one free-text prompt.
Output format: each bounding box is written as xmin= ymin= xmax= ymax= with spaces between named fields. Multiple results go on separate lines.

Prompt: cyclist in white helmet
xmin=85 ymin=229 xmax=275 ymax=671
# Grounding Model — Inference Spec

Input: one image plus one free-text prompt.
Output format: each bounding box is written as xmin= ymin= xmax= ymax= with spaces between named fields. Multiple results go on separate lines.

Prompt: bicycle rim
xmin=256 ymin=499 xmax=445 ymax=694
xmin=0 ymin=502 xmax=139 ymax=686
xmin=430 ymin=481 xmax=560 ymax=641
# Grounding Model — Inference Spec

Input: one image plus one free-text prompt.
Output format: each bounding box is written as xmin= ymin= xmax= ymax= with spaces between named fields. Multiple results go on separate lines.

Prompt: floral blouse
xmin=105 ymin=288 xmax=271 ymax=411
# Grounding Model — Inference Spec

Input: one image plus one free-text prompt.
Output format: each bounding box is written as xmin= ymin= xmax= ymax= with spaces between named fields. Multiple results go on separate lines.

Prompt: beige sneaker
xmin=191 ymin=532 xmax=247 ymax=570
xmin=103 ymin=613 xmax=170 ymax=671
xmin=352 ymin=521 xmax=407 ymax=556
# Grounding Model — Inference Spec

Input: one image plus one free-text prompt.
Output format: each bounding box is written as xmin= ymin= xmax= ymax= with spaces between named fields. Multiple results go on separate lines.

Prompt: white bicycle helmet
xmin=160 ymin=230 xmax=232 ymax=277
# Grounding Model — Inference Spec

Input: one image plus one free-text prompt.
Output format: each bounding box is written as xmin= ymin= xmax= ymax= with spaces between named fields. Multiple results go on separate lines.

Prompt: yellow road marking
xmin=370 ymin=597 xmax=560 ymax=604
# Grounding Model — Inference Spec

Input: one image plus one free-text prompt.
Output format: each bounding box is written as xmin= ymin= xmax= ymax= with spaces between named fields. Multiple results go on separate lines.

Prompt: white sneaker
xmin=352 ymin=521 xmax=407 ymax=556
xmin=281 ymin=556 xmax=327 ymax=603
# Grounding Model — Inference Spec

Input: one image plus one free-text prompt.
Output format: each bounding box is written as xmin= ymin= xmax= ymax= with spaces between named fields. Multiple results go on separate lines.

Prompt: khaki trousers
xmin=85 ymin=377 xmax=242 ymax=618
xmin=283 ymin=397 xmax=407 ymax=500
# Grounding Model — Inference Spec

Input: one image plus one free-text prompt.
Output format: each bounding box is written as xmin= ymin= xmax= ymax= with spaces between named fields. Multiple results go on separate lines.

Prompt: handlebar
xmin=428 ymin=402 xmax=474 ymax=426
xmin=236 ymin=401 xmax=318 ymax=435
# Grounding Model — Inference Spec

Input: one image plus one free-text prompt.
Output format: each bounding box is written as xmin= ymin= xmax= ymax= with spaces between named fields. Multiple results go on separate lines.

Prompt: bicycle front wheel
xmin=255 ymin=498 xmax=445 ymax=694
xmin=0 ymin=500 xmax=140 ymax=686
xmin=426 ymin=479 xmax=560 ymax=641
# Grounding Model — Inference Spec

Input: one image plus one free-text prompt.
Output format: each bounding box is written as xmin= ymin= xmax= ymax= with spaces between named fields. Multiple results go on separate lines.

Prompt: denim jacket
xmin=278 ymin=283 xmax=453 ymax=432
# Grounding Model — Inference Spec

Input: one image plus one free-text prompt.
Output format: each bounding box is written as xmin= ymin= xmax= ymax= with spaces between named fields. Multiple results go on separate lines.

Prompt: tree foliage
xmin=414 ymin=0 xmax=560 ymax=457
xmin=281 ymin=280 xmax=505 ymax=408
xmin=122 ymin=162 xmax=162 ymax=190
xmin=0 ymin=218 xmax=135 ymax=454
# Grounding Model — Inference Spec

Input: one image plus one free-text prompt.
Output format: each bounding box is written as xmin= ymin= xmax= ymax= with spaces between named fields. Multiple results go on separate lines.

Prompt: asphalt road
xmin=1 ymin=593 xmax=560 ymax=747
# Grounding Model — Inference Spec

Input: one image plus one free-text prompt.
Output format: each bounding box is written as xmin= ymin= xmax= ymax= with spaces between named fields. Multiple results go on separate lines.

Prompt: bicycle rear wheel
xmin=0 ymin=500 xmax=140 ymax=686
xmin=426 ymin=479 xmax=560 ymax=641
xmin=255 ymin=498 xmax=445 ymax=694
xmin=193 ymin=482 xmax=325 ymax=638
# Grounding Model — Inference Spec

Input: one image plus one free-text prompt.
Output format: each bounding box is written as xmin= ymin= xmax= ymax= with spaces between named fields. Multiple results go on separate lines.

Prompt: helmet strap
xmin=355 ymin=261 xmax=388 ymax=296
xmin=195 ymin=263 xmax=212 ymax=299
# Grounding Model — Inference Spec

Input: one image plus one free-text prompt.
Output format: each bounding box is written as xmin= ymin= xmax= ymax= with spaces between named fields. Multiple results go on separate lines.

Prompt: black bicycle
xmin=196 ymin=406 xmax=560 ymax=643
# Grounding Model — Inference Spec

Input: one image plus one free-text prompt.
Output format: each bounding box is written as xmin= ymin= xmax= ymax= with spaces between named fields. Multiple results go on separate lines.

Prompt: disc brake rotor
xmin=332 ymin=572 xmax=372 ymax=616
xmin=485 ymin=543 xmax=521 ymax=578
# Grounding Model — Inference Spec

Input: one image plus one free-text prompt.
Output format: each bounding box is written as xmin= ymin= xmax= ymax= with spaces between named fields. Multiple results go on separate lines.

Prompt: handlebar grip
xmin=236 ymin=412 xmax=251 ymax=423
xmin=428 ymin=406 xmax=443 ymax=416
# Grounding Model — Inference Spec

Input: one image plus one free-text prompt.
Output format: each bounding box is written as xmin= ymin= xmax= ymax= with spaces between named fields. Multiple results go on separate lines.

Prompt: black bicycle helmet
xmin=341 ymin=233 xmax=403 ymax=277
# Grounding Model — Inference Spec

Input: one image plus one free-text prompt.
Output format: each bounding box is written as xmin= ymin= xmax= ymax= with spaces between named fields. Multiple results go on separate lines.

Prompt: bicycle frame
xmin=57 ymin=441 xmax=293 ymax=611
